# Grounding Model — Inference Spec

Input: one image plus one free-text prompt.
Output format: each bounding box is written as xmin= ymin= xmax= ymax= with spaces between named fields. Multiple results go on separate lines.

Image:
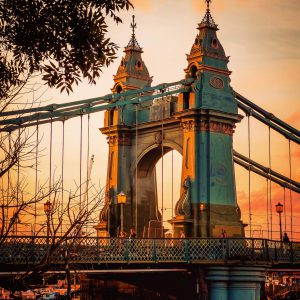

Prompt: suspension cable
xmin=135 ymin=103 xmax=139 ymax=236
xmin=161 ymin=95 xmax=164 ymax=227
xmin=79 ymin=114 xmax=83 ymax=209
xmin=266 ymin=178 xmax=269 ymax=240
xmin=107 ymin=109 xmax=112 ymax=235
xmin=7 ymin=132 xmax=11 ymax=230
xmin=16 ymin=125 xmax=21 ymax=235
xmin=34 ymin=119 xmax=39 ymax=236
xmin=247 ymin=114 xmax=252 ymax=237
xmin=283 ymin=187 xmax=287 ymax=234
xmin=61 ymin=120 xmax=65 ymax=236
xmin=172 ymin=150 xmax=174 ymax=219
xmin=268 ymin=126 xmax=273 ymax=240
xmin=288 ymin=139 xmax=293 ymax=240
xmin=49 ymin=117 xmax=53 ymax=202
xmin=86 ymin=114 xmax=90 ymax=234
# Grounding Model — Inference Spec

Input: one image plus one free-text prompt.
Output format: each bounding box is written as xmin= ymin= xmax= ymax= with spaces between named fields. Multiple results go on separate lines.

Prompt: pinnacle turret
xmin=112 ymin=15 xmax=152 ymax=93
xmin=185 ymin=0 xmax=229 ymax=78
xmin=125 ymin=15 xmax=142 ymax=52
xmin=199 ymin=0 xmax=217 ymax=29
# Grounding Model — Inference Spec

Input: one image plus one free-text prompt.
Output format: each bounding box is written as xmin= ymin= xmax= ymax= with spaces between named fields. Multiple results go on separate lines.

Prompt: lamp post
xmin=44 ymin=201 xmax=52 ymax=245
xmin=198 ymin=202 xmax=206 ymax=237
xmin=275 ymin=202 xmax=283 ymax=241
xmin=117 ymin=192 xmax=127 ymax=233
xmin=199 ymin=202 xmax=205 ymax=213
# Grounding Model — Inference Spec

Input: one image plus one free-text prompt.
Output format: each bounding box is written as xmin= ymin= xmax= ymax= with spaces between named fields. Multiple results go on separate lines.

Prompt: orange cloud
xmin=286 ymin=110 xmax=300 ymax=128
xmin=131 ymin=0 xmax=166 ymax=11
xmin=238 ymin=184 xmax=300 ymax=212
xmin=131 ymin=0 xmax=151 ymax=11
xmin=237 ymin=184 xmax=300 ymax=240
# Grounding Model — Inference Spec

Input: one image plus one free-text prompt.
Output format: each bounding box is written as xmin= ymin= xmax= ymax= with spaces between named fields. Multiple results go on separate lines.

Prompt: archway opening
xmin=116 ymin=85 xmax=123 ymax=94
xmin=135 ymin=145 xmax=182 ymax=237
xmin=156 ymin=150 xmax=182 ymax=232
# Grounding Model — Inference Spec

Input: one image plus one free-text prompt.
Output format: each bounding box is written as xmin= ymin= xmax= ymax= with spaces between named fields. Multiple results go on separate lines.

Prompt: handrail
xmin=0 ymin=237 xmax=299 ymax=266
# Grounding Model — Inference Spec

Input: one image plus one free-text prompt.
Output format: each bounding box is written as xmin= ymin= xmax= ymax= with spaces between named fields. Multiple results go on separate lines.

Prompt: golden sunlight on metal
xmin=117 ymin=192 xmax=127 ymax=205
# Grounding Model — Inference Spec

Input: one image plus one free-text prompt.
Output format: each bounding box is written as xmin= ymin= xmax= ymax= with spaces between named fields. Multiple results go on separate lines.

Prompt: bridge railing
xmin=0 ymin=237 xmax=299 ymax=265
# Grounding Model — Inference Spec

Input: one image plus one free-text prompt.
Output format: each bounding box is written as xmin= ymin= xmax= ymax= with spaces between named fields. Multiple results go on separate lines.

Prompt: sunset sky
xmin=8 ymin=0 xmax=300 ymax=240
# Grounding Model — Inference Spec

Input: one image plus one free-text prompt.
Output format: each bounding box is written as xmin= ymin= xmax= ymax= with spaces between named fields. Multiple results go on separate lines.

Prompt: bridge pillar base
xmin=205 ymin=266 xmax=266 ymax=300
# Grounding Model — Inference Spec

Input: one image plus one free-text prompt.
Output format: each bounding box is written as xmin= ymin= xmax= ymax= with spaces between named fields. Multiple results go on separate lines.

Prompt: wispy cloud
xmin=131 ymin=0 xmax=166 ymax=11
xmin=286 ymin=110 xmax=300 ymax=127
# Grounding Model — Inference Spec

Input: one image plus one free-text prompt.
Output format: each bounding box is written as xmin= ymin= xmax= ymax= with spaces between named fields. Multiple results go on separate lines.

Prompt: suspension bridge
xmin=1 ymin=1 xmax=300 ymax=299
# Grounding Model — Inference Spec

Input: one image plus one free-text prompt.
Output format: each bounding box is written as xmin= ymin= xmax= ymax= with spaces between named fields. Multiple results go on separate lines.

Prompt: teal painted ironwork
xmin=235 ymin=91 xmax=300 ymax=138
xmin=0 ymin=78 xmax=194 ymax=127
xmin=233 ymin=151 xmax=300 ymax=194
xmin=237 ymin=101 xmax=300 ymax=144
xmin=1 ymin=78 xmax=194 ymax=118
xmin=0 ymin=237 xmax=299 ymax=267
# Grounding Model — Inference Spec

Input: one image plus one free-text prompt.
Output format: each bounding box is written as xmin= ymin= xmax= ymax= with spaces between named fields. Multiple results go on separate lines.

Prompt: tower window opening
xmin=211 ymin=38 xmax=218 ymax=49
xmin=185 ymin=138 xmax=190 ymax=169
xmin=190 ymin=65 xmax=198 ymax=79
xmin=136 ymin=61 xmax=142 ymax=69
xmin=170 ymin=100 xmax=175 ymax=115
xmin=116 ymin=85 xmax=122 ymax=94
xmin=109 ymin=109 xmax=114 ymax=126
xmin=183 ymin=92 xmax=190 ymax=110
xmin=109 ymin=151 xmax=114 ymax=180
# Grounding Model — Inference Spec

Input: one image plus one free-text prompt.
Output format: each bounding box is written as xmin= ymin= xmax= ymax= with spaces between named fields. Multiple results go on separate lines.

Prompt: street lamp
xmin=275 ymin=202 xmax=283 ymax=241
xmin=117 ymin=192 xmax=126 ymax=233
xmin=199 ymin=202 xmax=205 ymax=212
xmin=44 ymin=201 xmax=52 ymax=243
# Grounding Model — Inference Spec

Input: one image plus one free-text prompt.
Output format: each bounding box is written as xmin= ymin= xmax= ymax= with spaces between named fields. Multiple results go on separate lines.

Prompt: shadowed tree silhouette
xmin=0 ymin=0 xmax=133 ymax=97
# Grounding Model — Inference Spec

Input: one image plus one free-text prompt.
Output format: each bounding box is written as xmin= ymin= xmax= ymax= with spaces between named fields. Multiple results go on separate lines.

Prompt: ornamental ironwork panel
xmin=0 ymin=237 xmax=299 ymax=267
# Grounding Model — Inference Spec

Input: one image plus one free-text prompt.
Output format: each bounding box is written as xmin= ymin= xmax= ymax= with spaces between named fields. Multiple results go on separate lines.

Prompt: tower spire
xmin=206 ymin=0 xmax=211 ymax=12
xmin=131 ymin=15 xmax=137 ymax=38
xmin=130 ymin=15 xmax=137 ymax=48
xmin=200 ymin=0 xmax=217 ymax=28
xmin=126 ymin=15 xmax=141 ymax=51
xmin=112 ymin=14 xmax=152 ymax=93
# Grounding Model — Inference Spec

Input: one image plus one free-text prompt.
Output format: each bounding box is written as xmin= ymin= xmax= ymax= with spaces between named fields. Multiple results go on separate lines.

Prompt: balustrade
xmin=0 ymin=237 xmax=299 ymax=266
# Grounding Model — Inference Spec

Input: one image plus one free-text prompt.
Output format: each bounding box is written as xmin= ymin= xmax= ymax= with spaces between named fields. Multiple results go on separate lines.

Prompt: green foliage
xmin=0 ymin=0 xmax=133 ymax=97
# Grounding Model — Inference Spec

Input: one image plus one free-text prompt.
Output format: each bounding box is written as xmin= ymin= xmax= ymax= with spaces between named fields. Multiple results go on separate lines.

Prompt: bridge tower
xmin=96 ymin=4 xmax=245 ymax=238
xmin=169 ymin=1 xmax=245 ymax=237
xmin=95 ymin=16 xmax=159 ymax=237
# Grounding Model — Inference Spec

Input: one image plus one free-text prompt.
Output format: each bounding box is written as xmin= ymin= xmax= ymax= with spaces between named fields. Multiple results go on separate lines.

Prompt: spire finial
xmin=126 ymin=15 xmax=142 ymax=51
xmin=131 ymin=15 xmax=137 ymax=38
xmin=200 ymin=0 xmax=217 ymax=28
xmin=205 ymin=0 xmax=212 ymax=12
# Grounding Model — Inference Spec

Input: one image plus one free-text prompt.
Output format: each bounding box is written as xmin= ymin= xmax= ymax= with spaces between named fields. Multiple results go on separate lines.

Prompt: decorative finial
xmin=200 ymin=0 xmax=217 ymax=28
xmin=206 ymin=0 xmax=212 ymax=12
xmin=131 ymin=15 xmax=137 ymax=38
xmin=126 ymin=15 xmax=142 ymax=51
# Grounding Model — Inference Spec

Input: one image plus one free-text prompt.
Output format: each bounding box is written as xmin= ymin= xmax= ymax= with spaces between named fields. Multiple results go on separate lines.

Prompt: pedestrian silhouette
xmin=221 ymin=229 xmax=227 ymax=238
xmin=283 ymin=232 xmax=289 ymax=243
